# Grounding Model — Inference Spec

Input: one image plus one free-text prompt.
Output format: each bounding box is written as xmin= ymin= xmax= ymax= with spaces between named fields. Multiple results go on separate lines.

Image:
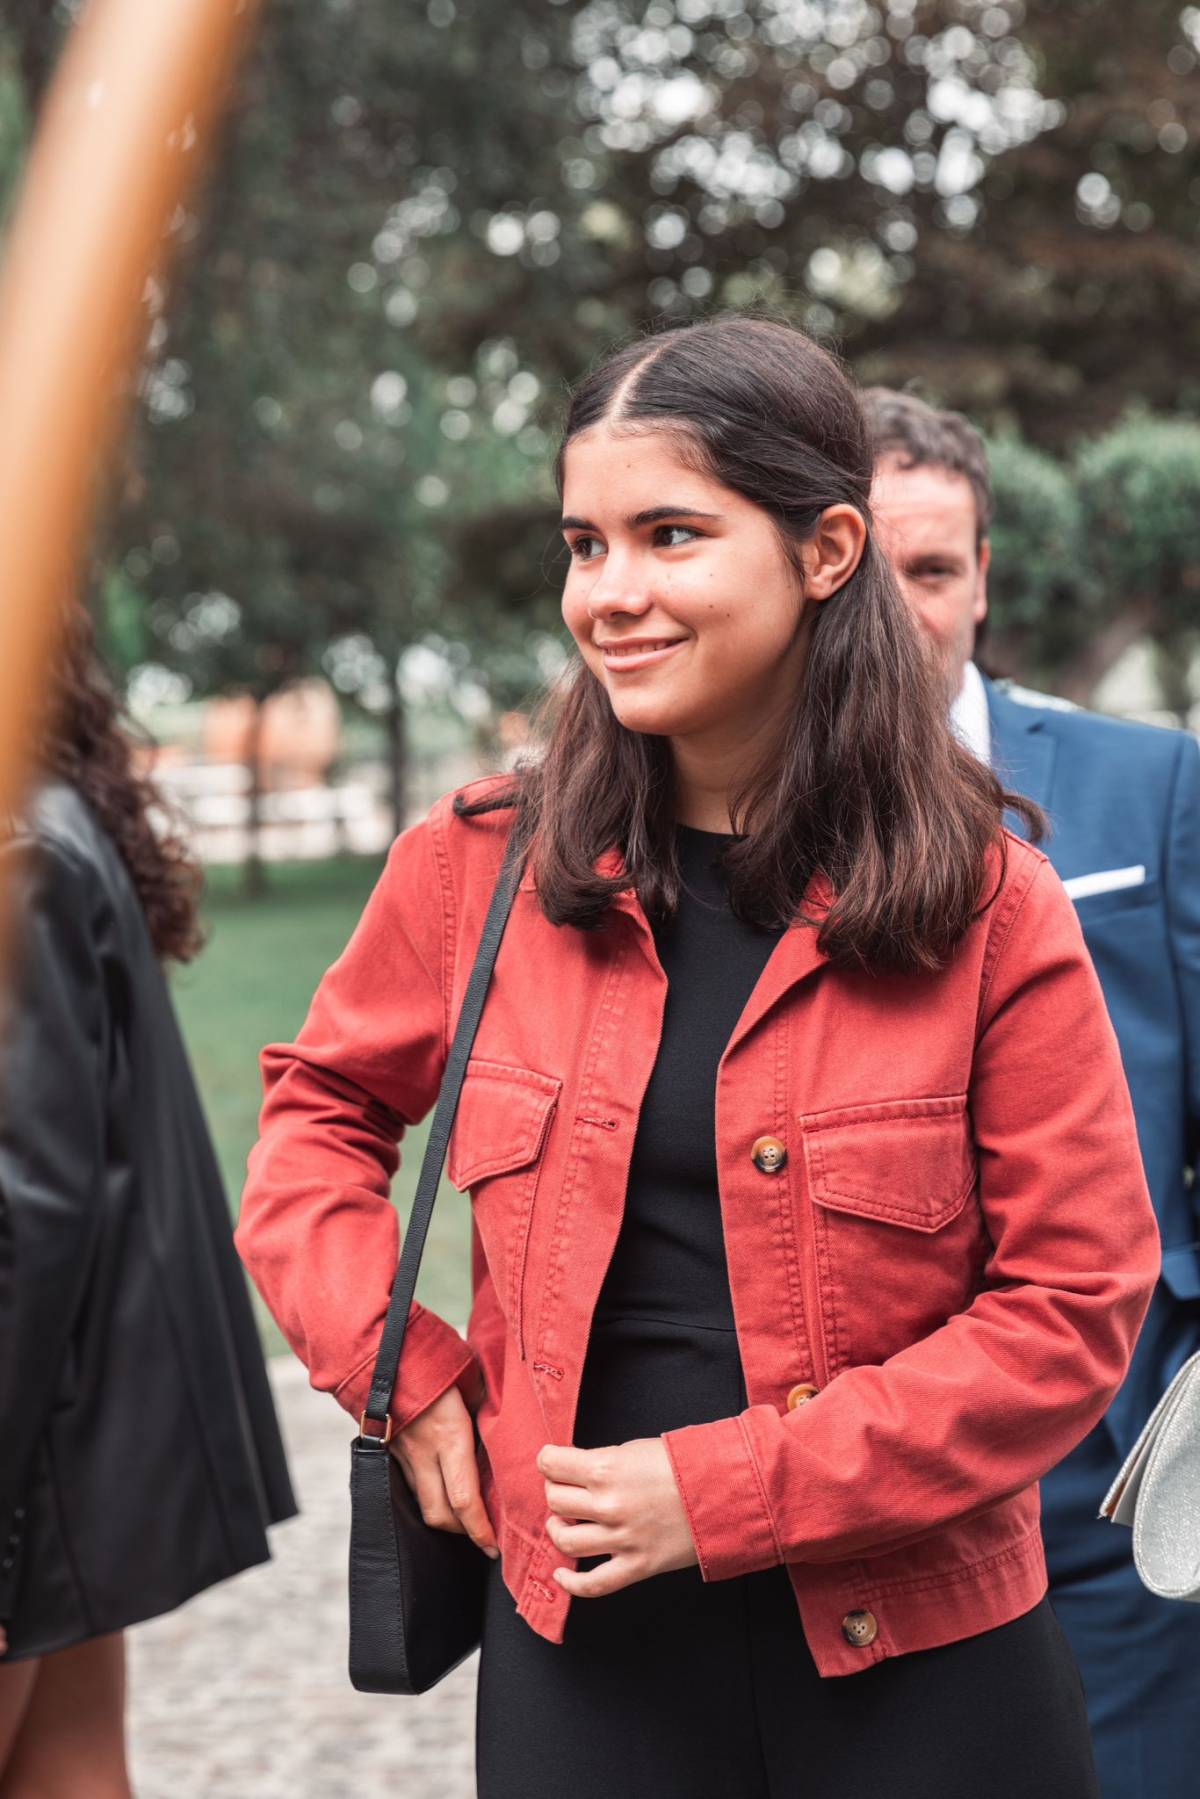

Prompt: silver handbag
xmin=1100 ymin=1350 xmax=1200 ymax=1602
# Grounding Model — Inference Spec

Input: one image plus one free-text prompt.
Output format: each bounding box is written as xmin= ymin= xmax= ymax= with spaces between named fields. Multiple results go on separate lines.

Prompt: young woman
xmin=237 ymin=316 xmax=1158 ymax=1798
xmin=0 ymin=609 xmax=295 ymax=1796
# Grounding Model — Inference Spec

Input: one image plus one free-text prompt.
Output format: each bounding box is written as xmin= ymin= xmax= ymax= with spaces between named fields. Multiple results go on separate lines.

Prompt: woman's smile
xmin=598 ymin=635 xmax=690 ymax=673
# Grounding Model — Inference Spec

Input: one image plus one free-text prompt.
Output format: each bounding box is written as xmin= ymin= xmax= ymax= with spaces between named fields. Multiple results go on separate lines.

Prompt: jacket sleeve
xmin=1165 ymin=733 xmax=1200 ymax=1207
xmin=662 ymin=858 xmax=1161 ymax=1580
xmin=0 ymin=834 xmax=109 ymax=1594
xmin=235 ymin=808 xmax=479 ymax=1432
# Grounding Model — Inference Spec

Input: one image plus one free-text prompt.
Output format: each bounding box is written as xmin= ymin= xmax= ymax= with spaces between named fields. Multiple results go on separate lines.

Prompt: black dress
xmin=476 ymin=823 xmax=1097 ymax=1799
xmin=0 ymin=783 xmax=296 ymax=1660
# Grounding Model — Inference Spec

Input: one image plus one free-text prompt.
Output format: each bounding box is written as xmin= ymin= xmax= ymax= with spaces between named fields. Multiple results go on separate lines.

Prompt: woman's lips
xmin=599 ymin=638 xmax=688 ymax=672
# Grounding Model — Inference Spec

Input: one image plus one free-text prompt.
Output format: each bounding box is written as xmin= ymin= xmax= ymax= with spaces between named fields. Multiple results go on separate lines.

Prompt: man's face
xmin=870 ymin=456 xmax=990 ymax=698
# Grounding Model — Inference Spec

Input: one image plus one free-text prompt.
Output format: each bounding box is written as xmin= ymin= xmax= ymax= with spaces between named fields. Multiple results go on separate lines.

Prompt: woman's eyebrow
xmin=560 ymin=505 xmax=724 ymax=531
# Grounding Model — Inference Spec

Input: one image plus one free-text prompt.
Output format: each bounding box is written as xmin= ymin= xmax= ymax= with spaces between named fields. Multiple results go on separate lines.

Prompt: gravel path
xmin=128 ymin=1359 xmax=478 ymax=1798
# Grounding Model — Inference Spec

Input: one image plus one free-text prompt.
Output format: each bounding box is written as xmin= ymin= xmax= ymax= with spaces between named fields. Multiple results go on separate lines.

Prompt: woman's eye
xmin=567 ymin=524 xmax=698 ymax=560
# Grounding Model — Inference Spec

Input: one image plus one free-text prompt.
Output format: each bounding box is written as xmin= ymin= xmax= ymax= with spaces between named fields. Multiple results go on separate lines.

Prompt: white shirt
xmin=950 ymin=660 xmax=991 ymax=765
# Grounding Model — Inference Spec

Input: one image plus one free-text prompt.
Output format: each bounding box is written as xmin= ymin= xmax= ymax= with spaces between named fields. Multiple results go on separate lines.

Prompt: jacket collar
xmin=520 ymin=841 xmax=833 ymax=925
xmin=518 ymin=841 xmax=832 ymax=1049
xmin=517 ymin=843 xmax=627 ymax=894
xmin=983 ymin=673 xmax=1058 ymax=828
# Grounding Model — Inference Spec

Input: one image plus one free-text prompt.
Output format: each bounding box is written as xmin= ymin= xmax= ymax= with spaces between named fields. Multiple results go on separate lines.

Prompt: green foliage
xmin=987 ymin=437 xmax=1084 ymax=624
xmin=97 ymin=566 xmax=150 ymax=677
xmin=5 ymin=0 xmax=1200 ymax=716
xmin=984 ymin=435 xmax=1090 ymax=681
xmin=172 ymin=853 xmax=472 ymax=1338
xmin=88 ymin=0 xmax=570 ymax=727
xmin=1075 ymin=417 xmax=1200 ymax=633
xmin=979 ymin=416 xmax=1200 ymax=696
xmin=0 ymin=57 xmax=28 ymax=219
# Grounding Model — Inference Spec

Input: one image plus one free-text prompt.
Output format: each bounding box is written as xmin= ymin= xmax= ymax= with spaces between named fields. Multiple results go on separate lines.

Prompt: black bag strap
xmin=361 ymin=821 xmax=526 ymax=1433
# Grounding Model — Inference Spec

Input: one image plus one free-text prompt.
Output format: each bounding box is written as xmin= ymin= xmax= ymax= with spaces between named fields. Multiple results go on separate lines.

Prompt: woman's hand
xmin=391 ymin=1382 xmax=499 ymax=1558
xmin=537 ymin=1437 xmax=698 ymax=1597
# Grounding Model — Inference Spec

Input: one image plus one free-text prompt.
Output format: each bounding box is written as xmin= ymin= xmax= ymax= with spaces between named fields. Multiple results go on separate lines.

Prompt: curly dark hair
xmin=38 ymin=605 xmax=203 ymax=963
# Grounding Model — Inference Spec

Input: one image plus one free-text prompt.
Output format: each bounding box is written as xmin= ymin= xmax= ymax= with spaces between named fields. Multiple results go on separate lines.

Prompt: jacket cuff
xmin=662 ymin=1413 xmax=783 ymax=1582
xmin=332 ymin=1304 xmax=479 ymax=1432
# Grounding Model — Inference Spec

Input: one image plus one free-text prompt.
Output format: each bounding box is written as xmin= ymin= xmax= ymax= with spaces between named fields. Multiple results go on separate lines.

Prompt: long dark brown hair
xmin=460 ymin=315 xmax=1039 ymax=973
xmin=37 ymin=605 xmax=203 ymax=963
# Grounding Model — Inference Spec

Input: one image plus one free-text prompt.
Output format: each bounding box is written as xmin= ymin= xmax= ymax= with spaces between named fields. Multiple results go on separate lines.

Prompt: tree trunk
xmin=1055 ymin=596 xmax=1157 ymax=708
xmin=1154 ymin=636 xmax=1196 ymax=728
xmin=384 ymin=680 xmax=409 ymax=842
xmin=242 ymin=696 xmax=268 ymax=898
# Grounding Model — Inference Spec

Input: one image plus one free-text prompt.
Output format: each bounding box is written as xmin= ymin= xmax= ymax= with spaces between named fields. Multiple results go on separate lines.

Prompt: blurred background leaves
xmin=2 ymin=0 xmax=1199 ymax=769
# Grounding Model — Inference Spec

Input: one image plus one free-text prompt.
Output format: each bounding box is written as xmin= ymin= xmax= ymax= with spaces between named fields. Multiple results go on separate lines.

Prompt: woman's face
xmin=560 ymin=426 xmax=812 ymax=753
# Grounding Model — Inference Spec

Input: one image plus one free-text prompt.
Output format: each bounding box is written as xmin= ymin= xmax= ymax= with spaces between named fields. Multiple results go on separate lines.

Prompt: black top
xmin=593 ymin=823 xmax=788 ymax=1333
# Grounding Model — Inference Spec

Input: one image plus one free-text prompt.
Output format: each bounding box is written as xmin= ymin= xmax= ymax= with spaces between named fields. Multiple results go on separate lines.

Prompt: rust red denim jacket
xmin=236 ymin=780 xmax=1159 ymax=1676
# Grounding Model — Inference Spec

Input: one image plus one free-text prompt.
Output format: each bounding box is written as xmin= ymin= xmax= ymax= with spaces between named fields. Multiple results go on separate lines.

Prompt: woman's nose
xmin=586 ymin=559 xmax=653 ymax=622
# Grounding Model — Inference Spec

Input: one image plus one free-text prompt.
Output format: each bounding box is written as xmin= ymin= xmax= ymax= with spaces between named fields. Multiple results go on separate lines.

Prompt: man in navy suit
xmin=866 ymin=387 xmax=1200 ymax=1799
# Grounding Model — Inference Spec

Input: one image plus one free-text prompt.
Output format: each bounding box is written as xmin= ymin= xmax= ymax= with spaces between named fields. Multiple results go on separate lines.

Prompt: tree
xmin=396 ymin=0 xmax=1200 ymax=446
xmin=983 ymin=434 xmax=1090 ymax=692
xmin=1075 ymin=417 xmax=1200 ymax=718
xmin=5 ymin=0 xmax=1198 ymax=748
xmin=88 ymin=1 xmax=569 ymax=861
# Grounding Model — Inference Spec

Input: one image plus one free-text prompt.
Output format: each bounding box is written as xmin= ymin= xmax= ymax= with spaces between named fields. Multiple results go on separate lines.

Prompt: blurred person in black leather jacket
xmin=0 ymin=606 xmax=296 ymax=1795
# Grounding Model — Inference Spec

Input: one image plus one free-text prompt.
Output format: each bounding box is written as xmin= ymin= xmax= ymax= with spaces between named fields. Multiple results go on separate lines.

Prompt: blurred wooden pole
xmin=0 ymin=0 xmax=260 ymax=874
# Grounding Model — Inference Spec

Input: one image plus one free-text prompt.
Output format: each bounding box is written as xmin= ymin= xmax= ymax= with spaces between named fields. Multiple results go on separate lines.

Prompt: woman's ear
xmin=800 ymin=504 xmax=867 ymax=601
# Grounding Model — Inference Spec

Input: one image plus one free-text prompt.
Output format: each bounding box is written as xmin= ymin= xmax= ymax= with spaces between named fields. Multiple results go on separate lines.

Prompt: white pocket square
xmin=1062 ymin=865 xmax=1147 ymax=901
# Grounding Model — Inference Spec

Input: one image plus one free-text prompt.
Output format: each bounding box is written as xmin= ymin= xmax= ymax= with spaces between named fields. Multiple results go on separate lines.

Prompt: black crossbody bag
xmin=348 ymin=826 xmax=526 ymax=1694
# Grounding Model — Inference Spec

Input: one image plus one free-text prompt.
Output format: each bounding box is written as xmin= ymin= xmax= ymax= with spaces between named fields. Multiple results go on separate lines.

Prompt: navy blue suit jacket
xmin=987 ymin=674 xmax=1200 ymax=1456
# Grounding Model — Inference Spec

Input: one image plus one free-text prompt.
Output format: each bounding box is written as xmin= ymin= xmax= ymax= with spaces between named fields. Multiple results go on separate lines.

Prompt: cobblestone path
xmin=128 ymin=1360 xmax=477 ymax=1798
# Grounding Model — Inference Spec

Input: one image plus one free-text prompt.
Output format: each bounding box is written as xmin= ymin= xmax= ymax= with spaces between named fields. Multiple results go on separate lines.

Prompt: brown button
xmin=751 ymin=1134 xmax=787 ymax=1174
xmin=842 ymin=1609 xmax=878 ymax=1647
xmin=786 ymin=1383 xmax=819 ymax=1411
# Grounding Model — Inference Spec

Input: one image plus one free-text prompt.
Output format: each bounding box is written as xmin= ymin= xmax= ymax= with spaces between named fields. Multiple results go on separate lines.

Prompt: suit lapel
xmin=984 ymin=675 xmax=1058 ymax=840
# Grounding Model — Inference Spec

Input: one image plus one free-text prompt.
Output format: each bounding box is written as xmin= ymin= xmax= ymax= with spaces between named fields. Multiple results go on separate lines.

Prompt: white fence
xmin=155 ymin=751 xmax=487 ymax=864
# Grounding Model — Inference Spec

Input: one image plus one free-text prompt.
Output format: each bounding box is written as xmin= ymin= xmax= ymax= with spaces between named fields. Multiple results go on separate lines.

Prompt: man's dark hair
xmin=862 ymin=387 xmax=992 ymax=547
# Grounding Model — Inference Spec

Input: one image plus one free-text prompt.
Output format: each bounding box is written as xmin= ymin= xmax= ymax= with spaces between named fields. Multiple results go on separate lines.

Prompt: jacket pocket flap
xmin=447 ymin=1059 xmax=561 ymax=1192
xmin=800 ymin=1094 xmax=973 ymax=1232
xmin=1160 ymin=1242 xmax=1200 ymax=1302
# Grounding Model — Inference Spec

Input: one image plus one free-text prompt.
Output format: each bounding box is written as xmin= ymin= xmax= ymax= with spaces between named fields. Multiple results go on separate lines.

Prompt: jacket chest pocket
xmin=799 ymin=1094 xmax=985 ymax=1374
xmin=447 ymin=1058 xmax=561 ymax=1360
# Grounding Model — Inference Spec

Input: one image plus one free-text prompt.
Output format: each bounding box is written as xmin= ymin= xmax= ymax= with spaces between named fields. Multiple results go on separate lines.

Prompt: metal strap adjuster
xmin=358 ymin=1411 xmax=394 ymax=1445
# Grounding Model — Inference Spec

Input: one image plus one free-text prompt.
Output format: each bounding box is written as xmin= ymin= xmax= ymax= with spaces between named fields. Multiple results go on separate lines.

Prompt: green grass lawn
xmin=169 ymin=855 xmax=474 ymax=1352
